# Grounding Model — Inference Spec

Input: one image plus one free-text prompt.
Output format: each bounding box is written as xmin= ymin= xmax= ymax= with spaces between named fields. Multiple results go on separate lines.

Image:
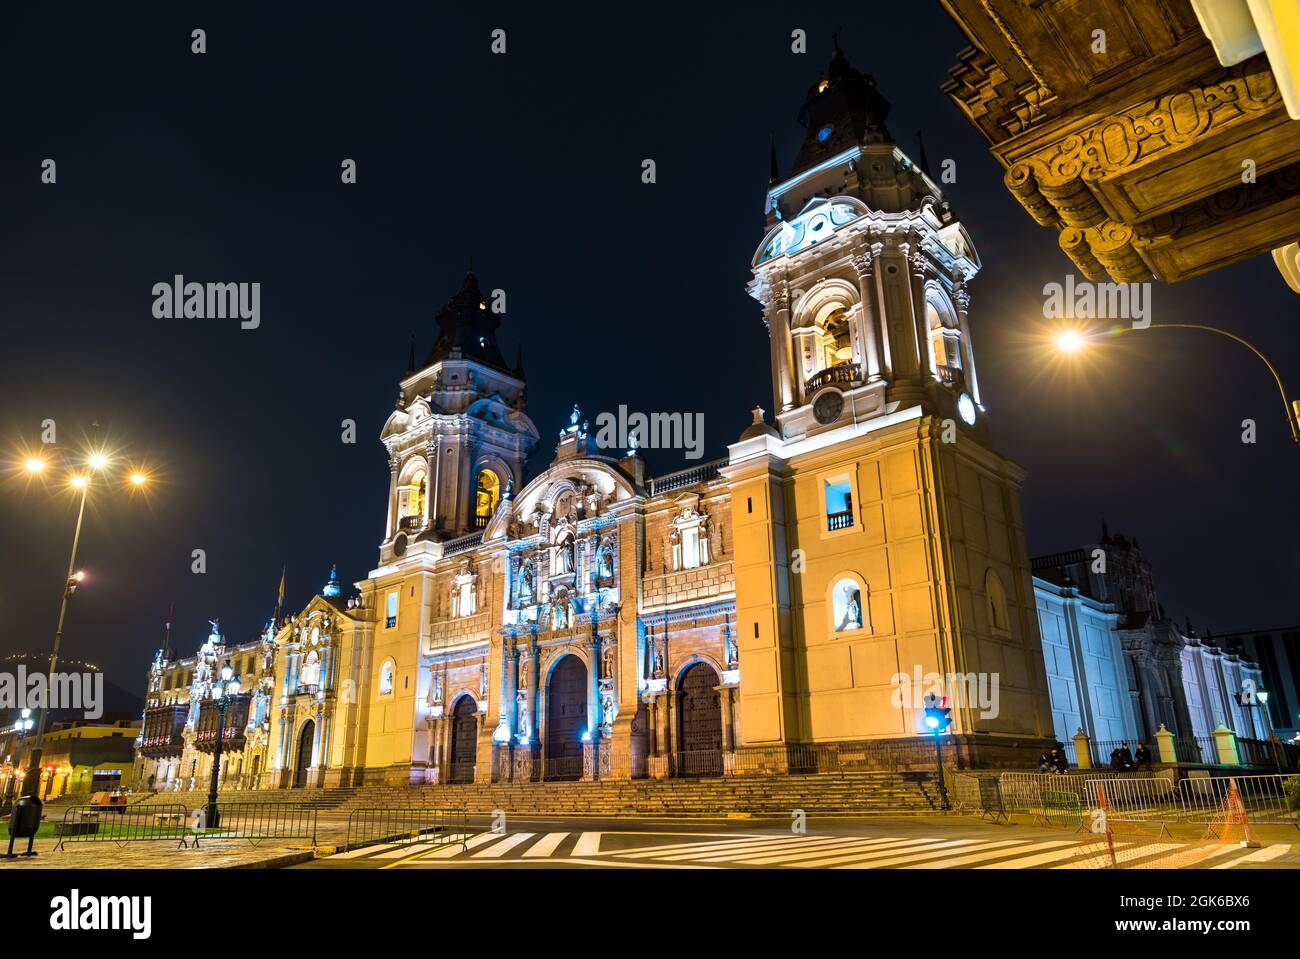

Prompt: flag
xmin=274 ymin=566 xmax=286 ymax=622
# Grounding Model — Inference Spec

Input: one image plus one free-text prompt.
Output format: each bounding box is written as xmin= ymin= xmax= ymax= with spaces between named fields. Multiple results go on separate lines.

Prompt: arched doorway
xmin=677 ymin=662 xmax=722 ymax=776
xmin=545 ymin=655 xmax=587 ymax=780
xmin=293 ymin=720 xmax=314 ymax=788
xmin=449 ymin=697 xmax=478 ymax=783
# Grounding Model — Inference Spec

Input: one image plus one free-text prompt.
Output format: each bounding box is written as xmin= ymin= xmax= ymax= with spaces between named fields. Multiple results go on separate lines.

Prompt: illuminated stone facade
xmin=137 ymin=46 xmax=1067 ymax=788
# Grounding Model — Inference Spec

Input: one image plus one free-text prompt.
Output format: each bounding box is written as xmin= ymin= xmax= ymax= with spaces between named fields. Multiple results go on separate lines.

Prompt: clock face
xmin=957 ymin=392 xmax=977 ymax=426
xmin=813 ymin=390 xmax=844 ymax=425
xmin=393 ymin=533 xmax=407 ymax=557
xmin=817 ymin=124 xmax=833 ymax=143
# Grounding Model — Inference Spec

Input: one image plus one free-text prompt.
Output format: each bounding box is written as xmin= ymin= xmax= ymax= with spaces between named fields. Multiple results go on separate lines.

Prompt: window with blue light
xmin=817 ymin=124 xmax=833 ymax=142
xmin=385 ymin=590 xmax=398 ymax=629
xmin=824 ymin=476 xmax=853 ymax=531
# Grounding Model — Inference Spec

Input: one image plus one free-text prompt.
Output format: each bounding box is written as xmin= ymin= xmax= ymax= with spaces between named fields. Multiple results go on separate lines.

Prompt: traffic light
xmin=923 ymin=694 xmax=952 ymax=734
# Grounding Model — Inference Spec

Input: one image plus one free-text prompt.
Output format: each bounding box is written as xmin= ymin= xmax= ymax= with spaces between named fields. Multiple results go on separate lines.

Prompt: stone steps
xmin=118 ymin=772 xmax=943 ymax=818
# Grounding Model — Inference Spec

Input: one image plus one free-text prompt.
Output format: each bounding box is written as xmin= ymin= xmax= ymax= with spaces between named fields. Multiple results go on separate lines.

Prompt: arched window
xmin=816 ymin=306 xmax=853 ymax=372
xmin=986 ymin=570 xmax=1010 ymax=634
xmin=927 ymin=297 xmax=962 ymax=380
xmin=379 ymin=658 xmax=395 ymax=696
xmin=830 ymin=576 xmax=867 ymax=634
xmin=475 ymin=469 xmax=500 ymax=529
xmin=399 ymin=467 xmax=427 ymax=523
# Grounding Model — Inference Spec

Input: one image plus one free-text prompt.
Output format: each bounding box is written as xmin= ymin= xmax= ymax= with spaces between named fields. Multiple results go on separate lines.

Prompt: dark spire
xmin=790 ymin=37 xmax=893 ymax=177
xmin=916 ymin=130 xmax=932 ymax=177
xmin=769 ymin=134 xmax=780 ymax=182
xmin=423 ymin=268 xmax=511 ymax=372
xmin=406 ymin=333 xmax=416 ymax=374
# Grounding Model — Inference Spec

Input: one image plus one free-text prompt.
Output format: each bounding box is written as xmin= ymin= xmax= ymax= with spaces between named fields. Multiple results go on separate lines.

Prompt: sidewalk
xmin=0 ymin=813 xmax=353 ymax=869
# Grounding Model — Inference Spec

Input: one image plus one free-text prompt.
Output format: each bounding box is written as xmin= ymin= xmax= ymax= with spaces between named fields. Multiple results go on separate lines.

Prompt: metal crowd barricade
xmin=1176 ymin=774 xmax=1299 ymax=825
xmin=345 ymin=807 xmax=471 ymax=852
xmin=192 ymin=802 xmax=318 ymax=846
xmin=1082 ymin=776 xmax=1181 ymax=824
xmin=54 ymin=803 xmax=191 ymax=851
xmin=952 ymin=774 xmax=1008 ymax=822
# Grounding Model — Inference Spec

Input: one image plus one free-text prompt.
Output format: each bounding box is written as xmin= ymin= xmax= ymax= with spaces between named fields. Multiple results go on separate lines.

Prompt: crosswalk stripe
xmin=419 ymin=832 xmax=501 ymax=859
xmin=730 ymin=837 xmax=924 ymax=866
xmin=1053 ymin=841 xmax=1185 ymax=868
xmin=1213 ymin=844 xmax=1291 ymax=869
xmin=637 ymin=835 xmax=880 ymax=863
xmin=791 ymin=838 xmax=973 ymax=868
xmin=609 ymin=834 xmax=808 ymax=859
xmin=976 ymin=842 xmax=1130 ymax=869
xmin=332 ymin=842 xmax=400 ymax=860
xmin=572 ymin=832 xmax=603 ymax=856
xmin=473 ymin=833 xmax=535 ymax=858
xmin=917 ymin=840 xmax=1078 ymax=869
xmin=522 ymin=832 xmax=570 ymax=858
xmin=837 ymin=836 xmax=1040 ymax=868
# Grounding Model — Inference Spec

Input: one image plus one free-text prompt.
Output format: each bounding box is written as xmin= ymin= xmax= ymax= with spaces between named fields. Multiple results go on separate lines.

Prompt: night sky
xmin=2 ymin=3 xmax=1296 ymax=692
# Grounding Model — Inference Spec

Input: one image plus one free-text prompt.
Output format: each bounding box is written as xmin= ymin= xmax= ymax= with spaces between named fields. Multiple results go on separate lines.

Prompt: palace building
xmin=137 ymin=43 xmax=1068 ymax=791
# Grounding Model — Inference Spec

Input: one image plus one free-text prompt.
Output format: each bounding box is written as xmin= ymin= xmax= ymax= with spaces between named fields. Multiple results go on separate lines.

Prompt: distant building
xmin=1032 ymin=525 xmax=1266 ymax=759
xmin=133 ymin=620 xmax=275 ymax=792
xmin=22 ymin=718 xmax=140 ymax=799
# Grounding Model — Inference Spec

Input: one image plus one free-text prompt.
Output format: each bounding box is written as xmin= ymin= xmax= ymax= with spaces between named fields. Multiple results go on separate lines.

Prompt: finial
xmin=751 ymin=405 xmax=766 ymax=426
xmin=406 ymin=332 xmax=416 ymax=374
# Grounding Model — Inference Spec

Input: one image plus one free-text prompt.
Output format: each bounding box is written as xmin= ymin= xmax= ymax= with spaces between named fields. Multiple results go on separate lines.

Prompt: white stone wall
xmin=1033 ymin=577 xmax=1139 ymax=743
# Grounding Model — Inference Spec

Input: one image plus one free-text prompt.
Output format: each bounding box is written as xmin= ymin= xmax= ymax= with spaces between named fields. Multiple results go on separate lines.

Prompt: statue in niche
xmin=517 ymin=563 xmax=535 ymax=607
xmin=515 ymin=690 xmax=529 ymax=741
xmin=601 ymin=644 xmax=615 ymax=680
xmin=554 ymin=537 xmax=574 ymax=575
xmin=599 ymin=677 xmax=616 ymax=734
xmin=595 ymin=538 xmax=615 ymax=580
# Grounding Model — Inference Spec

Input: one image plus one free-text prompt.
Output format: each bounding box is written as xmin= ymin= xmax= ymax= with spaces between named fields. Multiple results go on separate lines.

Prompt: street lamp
xmin=8 ymin=437 xmax=153 ymax=857
xmin=1054 ymin=323 xmax=1300 ymax=443
xmin=205 ymin=663 xmax=240 ymax=830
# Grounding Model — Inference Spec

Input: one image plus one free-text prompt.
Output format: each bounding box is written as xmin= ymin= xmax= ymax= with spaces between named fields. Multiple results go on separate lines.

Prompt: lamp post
xmin=18 ymin=448 xmax=150 ymax=802
xmin=1055 ymin=323 xmax=1300 ymax=443
xmin=1255 ymin=690 xmax=1285 ymax=773
xmin=5 ymin=442 xmax=151 ymax=857
xmin=205 ymin=663 xmax=240 ymax=830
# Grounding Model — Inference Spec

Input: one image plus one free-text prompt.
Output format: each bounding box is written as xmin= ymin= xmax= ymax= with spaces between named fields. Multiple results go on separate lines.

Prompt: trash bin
xmin=8 ymin=796 xmax=42 ymax=838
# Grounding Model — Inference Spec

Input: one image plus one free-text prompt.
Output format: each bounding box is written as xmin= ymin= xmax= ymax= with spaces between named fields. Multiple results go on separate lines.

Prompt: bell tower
xmin=751 ymin=39 xmax=986 ymax=441
xmin=378 ymin=269 xmax=540 ymax=565
xmin=728 ymin=43 xmax=1054 ymax=765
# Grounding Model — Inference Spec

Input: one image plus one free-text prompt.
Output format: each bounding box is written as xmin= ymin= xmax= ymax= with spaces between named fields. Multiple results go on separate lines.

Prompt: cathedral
xmin=137 ymin=43 xmax=1065 ymax=792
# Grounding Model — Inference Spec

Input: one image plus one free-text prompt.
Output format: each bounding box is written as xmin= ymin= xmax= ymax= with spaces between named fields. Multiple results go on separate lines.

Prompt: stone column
xmin=765 ymin=286 xmax=796 ymax=414
xmin=907 ymin=242 xmax=936 ymax=377
xmin=429 ymin=434 xmax=443 ymax=531
xmin=384 ymin=456 xmax=399 ymax=539
xmin=719 ymin=684 xmax=737 ymax=775
xmin=851 ymin=248 xmax=882 ymax=382
xmin=952 ymin=279 xmax=981 ymax=403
